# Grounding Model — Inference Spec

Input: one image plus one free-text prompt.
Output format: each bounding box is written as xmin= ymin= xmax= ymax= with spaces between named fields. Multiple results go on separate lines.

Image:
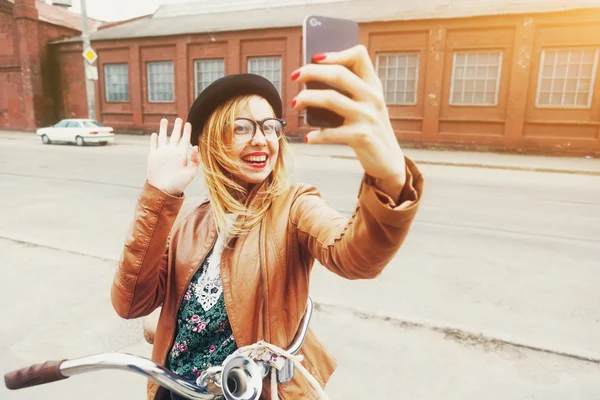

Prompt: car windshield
xmin=81 ymin=121 xmax=103 ymax=128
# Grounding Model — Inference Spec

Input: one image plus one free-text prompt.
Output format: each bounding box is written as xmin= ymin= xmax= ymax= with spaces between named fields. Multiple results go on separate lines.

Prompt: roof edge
xmin=98 ymin=13 xmax=153 ymax=30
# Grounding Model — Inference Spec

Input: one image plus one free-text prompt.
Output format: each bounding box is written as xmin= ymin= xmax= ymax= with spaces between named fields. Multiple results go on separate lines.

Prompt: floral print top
xmin=166 ymin=247 xmax=238 ymax=384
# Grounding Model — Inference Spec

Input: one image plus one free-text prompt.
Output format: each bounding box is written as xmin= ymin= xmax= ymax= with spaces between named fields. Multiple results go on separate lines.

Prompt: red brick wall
xmin=0 ymin=1 xmax=26 ymax=129
xmin=52 ymin=8 xmax=600 ymax=152
xmin=96 ymin=47 xmax=133 ymax=126
xmin=0 ymin=68 xmax=23 ymax=129
xmin=0 ymin=0 xmax=82 ymax=130
xmin=37 ymin=22 xmax=81 ymax=126
xmin=52 ymin=41 xmax=88 ymax=120
xmin=78 ymin=28 xmax=304 ymax=134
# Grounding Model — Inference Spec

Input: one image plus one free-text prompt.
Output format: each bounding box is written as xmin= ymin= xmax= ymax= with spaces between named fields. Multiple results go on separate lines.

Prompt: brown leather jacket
xmin=110 ymin=157 xmax=423 ymax=400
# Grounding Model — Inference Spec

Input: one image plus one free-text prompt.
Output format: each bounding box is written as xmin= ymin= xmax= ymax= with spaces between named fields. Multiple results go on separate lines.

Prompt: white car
xmin=36 ymin=119 xmax=116 ymax=146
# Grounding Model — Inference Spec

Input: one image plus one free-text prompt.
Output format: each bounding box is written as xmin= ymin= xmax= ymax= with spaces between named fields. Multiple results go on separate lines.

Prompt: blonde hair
xmin=198 ymin=94 xmax=291 ymax=238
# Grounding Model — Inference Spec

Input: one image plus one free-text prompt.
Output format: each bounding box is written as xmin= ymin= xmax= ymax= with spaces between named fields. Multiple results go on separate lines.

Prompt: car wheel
xmin=75 ymin=136 xmax=85 ymax=146
xmin=41 ymin=135 xmax=51 ymax=145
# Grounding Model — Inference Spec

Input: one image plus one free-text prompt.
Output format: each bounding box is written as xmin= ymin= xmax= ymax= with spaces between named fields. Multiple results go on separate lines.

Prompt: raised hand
xmin=146 ymin=118 xmax=200 ymax=196
xmin=292 ymin=45 xmax=407 ymax=200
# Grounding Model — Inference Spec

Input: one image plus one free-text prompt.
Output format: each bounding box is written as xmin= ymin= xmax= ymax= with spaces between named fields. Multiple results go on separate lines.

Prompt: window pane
xmin=376 ymin=53 xmax=420 ymax=105
xmin=82 ymin=121 xmax=103 ymax=127
xmin=450 ymin=50 xmax=503 ymax=106
xmin=536 ymin=49 xmax=598 ymax=108
xmin=104 ymin=63 xmax=129 ymax=102
xmin=563 ymin=93 xmax=576 ymax=105
xmin=147 ymin=61 xmax=175 ymax=103
xmin=540 ymin=79 xmax=552 ymax=92
xmin=247 ymin=56 xmax=282 ymax=93
xmin=474 ymin=92 xmax=485 ymax=104
xmin=566 ymin=64 xmax=580 ymax=78
xmin=451 ymin=92 xmax=462 ymax=104
xmin=577 ymin=93 xmax=589 ymax=105
xmin=579 ymin=79 xmax=592 ymax=92
xmin=194 ymin=59 xmax=225 ymax=98
xmin=466 ymin=66 xmax=476 ymax=78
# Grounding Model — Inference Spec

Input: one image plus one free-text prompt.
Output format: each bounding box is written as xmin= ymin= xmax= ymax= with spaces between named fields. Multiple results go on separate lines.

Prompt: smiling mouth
xmin=242 ymin=155 xmax=267 ymax=163
xmin=242 ymin=154 xmax=269 ymax=169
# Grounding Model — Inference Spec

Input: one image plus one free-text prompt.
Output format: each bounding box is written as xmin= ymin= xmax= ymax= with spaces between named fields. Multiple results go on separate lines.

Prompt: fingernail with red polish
xmin=312 ymin=53 xmax=327 ymax=62
xmin=291 ymin=97 xmax=297 ymax=108
xmin=291 ymin=70 xmax=301 ymax=81
xmin=304 ymin=135 xmax=308 ymax=143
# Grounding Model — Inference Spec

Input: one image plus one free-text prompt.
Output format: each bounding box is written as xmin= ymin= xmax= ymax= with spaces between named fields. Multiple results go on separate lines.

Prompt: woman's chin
xmin=233 ymin=169 xmax=271 ymax=186
xmin=235 ymin=162 xmax=274 ymax=185
xmin=244 ymin=173 xmax=270 ymax=185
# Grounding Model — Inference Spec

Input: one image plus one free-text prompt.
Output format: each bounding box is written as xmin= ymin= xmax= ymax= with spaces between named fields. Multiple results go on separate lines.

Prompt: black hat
xmin=186 ymin=73 xmax=283 ymax=147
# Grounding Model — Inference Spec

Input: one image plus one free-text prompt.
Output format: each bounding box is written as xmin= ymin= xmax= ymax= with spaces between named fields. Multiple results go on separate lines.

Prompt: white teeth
xmin=243 ymin=155 xmax=267 ymax=162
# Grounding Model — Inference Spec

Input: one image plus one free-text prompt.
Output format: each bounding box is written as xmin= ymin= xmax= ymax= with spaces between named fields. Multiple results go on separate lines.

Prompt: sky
xmin=66 ymin=0 xmax=183 ymax=22
xmin=57 ymin=0 xmax=340 ymax=22
xmin=56 ymin=0 xmax=592 ymax=23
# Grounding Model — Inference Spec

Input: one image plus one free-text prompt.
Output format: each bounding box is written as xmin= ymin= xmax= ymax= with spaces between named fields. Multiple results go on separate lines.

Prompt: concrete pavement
xmin=2 ymin=235 xmax=599 ymax=400
xmin=1 ymin=131 xmax=599 ymax=399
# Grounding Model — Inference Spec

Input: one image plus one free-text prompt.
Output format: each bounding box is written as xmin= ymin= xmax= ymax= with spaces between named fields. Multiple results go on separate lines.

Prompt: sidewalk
xmin=293 ymin=143 xmax=600 ymax=176
xmin=3 ymin=130 xmax=600 ymax=175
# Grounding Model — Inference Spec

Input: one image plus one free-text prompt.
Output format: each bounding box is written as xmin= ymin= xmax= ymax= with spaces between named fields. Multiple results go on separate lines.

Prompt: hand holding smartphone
xmin=302 ymin=15 xmax=359 ymax=128
xmin=296 ymin=16 xmax=408 ymax=200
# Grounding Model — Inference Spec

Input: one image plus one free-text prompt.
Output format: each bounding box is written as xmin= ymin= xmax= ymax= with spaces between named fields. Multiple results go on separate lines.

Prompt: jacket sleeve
xmin=111 ymin=181 xmax=184 ymax=319
xmin=290 ymin=157 xmax=423 ymax=280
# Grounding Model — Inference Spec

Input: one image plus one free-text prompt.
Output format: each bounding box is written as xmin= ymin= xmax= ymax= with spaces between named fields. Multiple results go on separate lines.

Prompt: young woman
xmin=111 ymin=45 xmax=424 ymax=400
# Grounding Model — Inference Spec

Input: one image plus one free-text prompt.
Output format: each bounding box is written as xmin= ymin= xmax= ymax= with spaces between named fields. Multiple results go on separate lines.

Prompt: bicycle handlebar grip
xmin=4 ymin=360 xmax=68 ymax=390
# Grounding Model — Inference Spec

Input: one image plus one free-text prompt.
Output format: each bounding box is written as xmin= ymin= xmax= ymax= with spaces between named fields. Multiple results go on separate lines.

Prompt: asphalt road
xmin=1 ymin=133 xmax=599 ymax=399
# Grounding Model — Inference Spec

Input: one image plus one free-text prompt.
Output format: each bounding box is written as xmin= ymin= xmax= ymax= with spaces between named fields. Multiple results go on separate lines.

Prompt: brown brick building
xmin=8 ymin=0 xmax=600 ymax=153
xmin=0 ymin=0 xmax=101 ymax=130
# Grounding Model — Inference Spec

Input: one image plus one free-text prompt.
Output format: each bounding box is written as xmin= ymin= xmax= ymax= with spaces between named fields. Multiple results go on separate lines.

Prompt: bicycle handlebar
xmin=4 ymin=359 xmax=68 ymax=390
xmin=4 ymin=297 xmax=314 ymax=400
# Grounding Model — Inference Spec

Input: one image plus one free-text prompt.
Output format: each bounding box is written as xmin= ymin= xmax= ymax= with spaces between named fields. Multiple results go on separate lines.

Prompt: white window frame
xmin=247 ymin=56 xmax=282 ymax=93
xmin=104 ymin=63 xmax=129 ymax=103
xmin=147 ymin=61 xmax=175 ymax=103
xmin=449 ymin=50 xmax=503 ymax=107
xmin=194 ymin=58 xmax=225 ymax=98
xmin=375 ymin=52 xmax=420 ymax=105
xmin=535 ymin=48 xmax=599 ymax=109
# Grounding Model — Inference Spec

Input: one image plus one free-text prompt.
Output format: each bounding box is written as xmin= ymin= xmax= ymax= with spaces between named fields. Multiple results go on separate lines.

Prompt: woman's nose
xmin=250 ymin=128 xmax=268 ymax=146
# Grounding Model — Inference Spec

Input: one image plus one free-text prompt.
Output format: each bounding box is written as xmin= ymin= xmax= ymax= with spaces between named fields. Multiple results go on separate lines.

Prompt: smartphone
xmin=302 ymin=15 xmax=359 ymax=128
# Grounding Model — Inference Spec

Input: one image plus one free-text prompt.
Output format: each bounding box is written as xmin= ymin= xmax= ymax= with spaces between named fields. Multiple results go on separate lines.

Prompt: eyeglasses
xmin=231 ymin=118 xmax=286 ymax=142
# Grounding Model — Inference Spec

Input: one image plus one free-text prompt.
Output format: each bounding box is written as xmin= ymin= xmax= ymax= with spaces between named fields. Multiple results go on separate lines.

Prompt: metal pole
xmin=80 ymin=0 xmax=96 ymax=120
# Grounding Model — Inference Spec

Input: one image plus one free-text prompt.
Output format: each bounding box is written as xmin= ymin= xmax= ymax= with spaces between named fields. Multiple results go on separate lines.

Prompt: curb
xmin=413 ymin=160 xmax=600 ymax=176
xmin=299 ymin=153 xmax=600 ymax=176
